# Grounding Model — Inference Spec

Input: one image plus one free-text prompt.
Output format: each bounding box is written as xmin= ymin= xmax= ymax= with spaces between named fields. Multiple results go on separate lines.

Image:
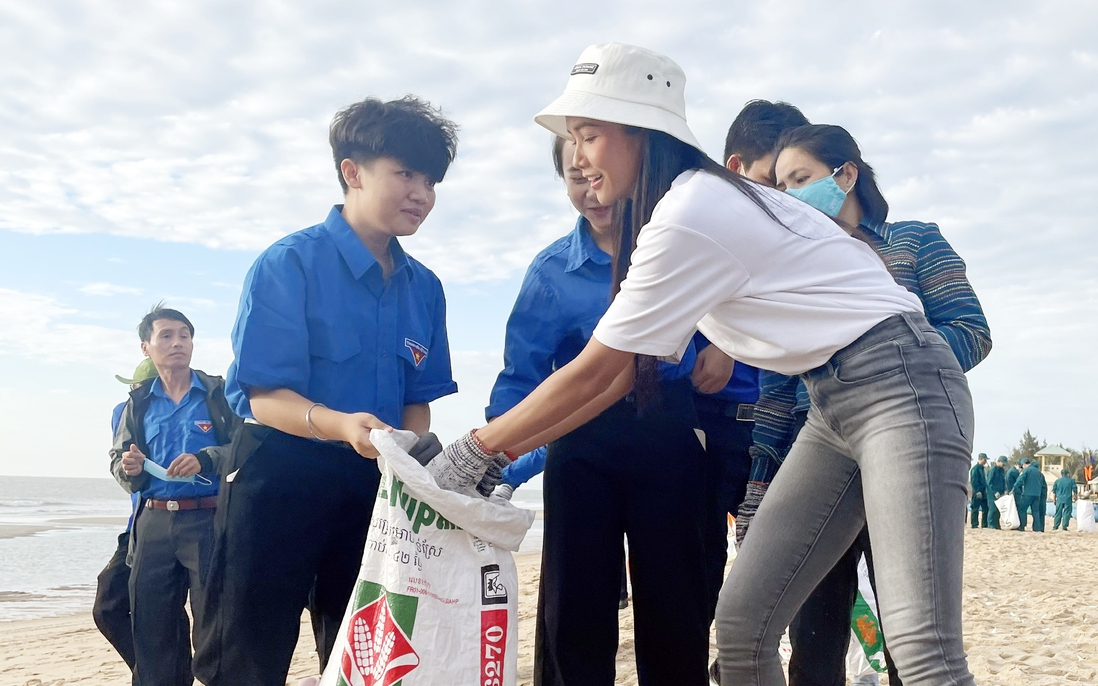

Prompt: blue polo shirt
xmin=487 ymin=217 xmax=695 ymax=420
xmin=226 ymin=206 xmax=457 ymax=428
xmin=141 ymin=372 xmax=220 ymax=500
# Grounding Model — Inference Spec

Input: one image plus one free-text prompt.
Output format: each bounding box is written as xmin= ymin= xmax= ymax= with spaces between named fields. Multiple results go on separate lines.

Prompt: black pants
xmin=93 ymin=531 xmax=191 ymax=678
xmin=788 ymin=528 xmax=902 ymax=686
xmin=130 ymin=506 xmax=216 ymax=686
xmin=193 ymin=425 xmax=381 ymax=686
xmin=696 ymin=398 xmax=754 ymax=621
xmin=93 ymin=531 xmax=139 ymax=669
xmin=536 ymin=380 xmax=711 ymax=686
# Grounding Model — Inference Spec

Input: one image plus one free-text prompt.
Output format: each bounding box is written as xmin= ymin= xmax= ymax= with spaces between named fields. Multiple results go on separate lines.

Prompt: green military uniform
xmin=1013 ymin=460 xmax=1043 ymax=531
xmin=1005 ymin=461 xmax=1021 ymax=518
xmin=1035 ymin=468 xmax=1047 ymax=532
xmin=969 ymin=456 xmax=990 ymax=528
xmin=986 ymin=457 xmax=1007 ymax=529
xmin=1052 ymin=470 xmax=1077 ymax=530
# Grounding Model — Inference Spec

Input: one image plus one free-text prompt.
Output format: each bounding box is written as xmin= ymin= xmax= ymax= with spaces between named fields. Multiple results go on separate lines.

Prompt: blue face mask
xmin=786 ymin=166 xmax=850 ymax=218
xmin=142 ymin=457 xmax=214 ymax=486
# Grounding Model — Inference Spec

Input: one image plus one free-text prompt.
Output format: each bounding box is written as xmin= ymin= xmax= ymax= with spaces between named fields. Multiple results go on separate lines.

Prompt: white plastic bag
xmin=1077 ymin=500 xmax=1096 ymax=532
xmin=996 ymin=494 xmax=1020 ymax=530
xmin=320 ymin=430 xmax=535 ymax=686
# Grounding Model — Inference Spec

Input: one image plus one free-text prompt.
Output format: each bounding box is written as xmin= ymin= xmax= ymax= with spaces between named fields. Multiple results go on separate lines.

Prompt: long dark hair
xmin=610 ymin=129 xmax=780 ymax=408
xmin=773 ymin=124 xmax=889 ymax=225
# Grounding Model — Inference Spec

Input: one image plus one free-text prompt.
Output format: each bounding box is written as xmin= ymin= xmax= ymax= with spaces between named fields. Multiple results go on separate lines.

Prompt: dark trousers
xmin=987 ymin=492 xmax=1001 ymax=529
xmin=1016 ymin=495 xmax=1038 ymax=530
xmin=536 ymin=381 xmax=711 ymax=686
xmin=93 ymin=531 xmax=138 ymax=669
xmin=696 ymin=399 xmax=754 ymax=621
xmin=129 ymin=506 xmax=216 ymax=686
xmin=1033 ymin=499 xmax=1046 ymax=531
xmin=1053 ymin=502 xmax=1072 ymax=530
xmin=788 ymin=528 xmax=902 ymax=686
xmin=193 ymin=425 xmax=381 ymax=686
xmin=93 ymin=531 xmax=191 ymax=677
xmin=970 ymin=494 xmax=989 ymax=528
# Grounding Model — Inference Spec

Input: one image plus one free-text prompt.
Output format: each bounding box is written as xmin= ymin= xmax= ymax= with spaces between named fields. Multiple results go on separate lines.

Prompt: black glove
xmin=426 ymin=431 xmax=500 ymax=497
xmin=408 ymin=432 xmax=443 ymax=466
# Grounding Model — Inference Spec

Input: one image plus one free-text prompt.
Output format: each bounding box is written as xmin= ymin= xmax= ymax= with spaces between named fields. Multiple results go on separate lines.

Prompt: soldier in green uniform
xmin=1006 ymin=458 xmax=1022 ymax=523
xmin=1052 ymin=469 xmax=1078 ymax=531
xmin=986 ymin=455 xmax=1007 ymax=529
xmin=969 ymin=453 xmax=990 ymax=528
xmin=1013 ymin=458 xmax=1043 ymax=531
xmin=1034 ymin=464 xmax=1048 ymax=532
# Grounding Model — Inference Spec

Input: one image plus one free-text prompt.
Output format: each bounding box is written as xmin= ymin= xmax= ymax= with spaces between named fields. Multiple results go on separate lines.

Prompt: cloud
xmin=1 ymin=0 xmax=1097 ymax=463
xmin=0 ymin=287 xmax=232 ymax=377
xmin=78 ymin=282 xmax=143 ymax=296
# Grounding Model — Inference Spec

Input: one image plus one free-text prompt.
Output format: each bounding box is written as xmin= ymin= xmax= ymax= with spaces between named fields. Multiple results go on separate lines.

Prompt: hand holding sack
xmin=425 ymin=430 xmax=502 ymax=497
xmin=320 ymin=429 xmax=535 ymax=686
xmin=995 ymin=494 xmax=1020 ymax=530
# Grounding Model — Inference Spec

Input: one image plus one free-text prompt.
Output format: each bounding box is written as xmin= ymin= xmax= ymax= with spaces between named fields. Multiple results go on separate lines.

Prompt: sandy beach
xmin=1 ymin=526 xmax=1094 ymax=685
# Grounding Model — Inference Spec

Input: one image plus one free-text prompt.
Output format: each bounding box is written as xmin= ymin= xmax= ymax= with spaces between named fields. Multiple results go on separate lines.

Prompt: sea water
xmin=0 ymin=476 xmax=132 ymax=621
xmin=0 ymin=475 xmax=545 ymax=621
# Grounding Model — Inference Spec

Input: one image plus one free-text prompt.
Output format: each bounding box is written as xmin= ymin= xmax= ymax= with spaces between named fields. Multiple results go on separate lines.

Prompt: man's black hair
xmin=551 ymin=134 xmax=567 ymax=179
xmin=138 ymin=302 xmax=194 ymax=342
xmin=329 ymin=96 xmax=459 ymax=193
xmin=723 ymin=100 xmax=810 ymax=166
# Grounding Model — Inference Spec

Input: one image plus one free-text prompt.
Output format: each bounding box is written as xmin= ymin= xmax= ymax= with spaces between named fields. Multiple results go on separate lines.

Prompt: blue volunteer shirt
xmin=691 ymin=332 xmax=760 ymax=405
xmin=487 ymin=217 xmax=695 ymax=420
xmin=226 ymin=206 xmax=458 ymax=428
xmin=140 ymin=372 xmax=220 ymax=500
xmin=112 ymin=402 xmax=141 ymax=531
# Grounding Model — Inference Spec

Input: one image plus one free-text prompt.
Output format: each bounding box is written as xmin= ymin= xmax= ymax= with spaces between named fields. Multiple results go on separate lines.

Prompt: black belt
xmin=145 ymin=496 xmax=218 ymax=511
xmin=695 ymin=396 xmax=755 ymax=422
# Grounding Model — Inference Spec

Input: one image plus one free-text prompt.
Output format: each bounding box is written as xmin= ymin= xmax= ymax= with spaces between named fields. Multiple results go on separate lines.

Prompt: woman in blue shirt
xmin=485 ymin=135 xmax=710 ymax=685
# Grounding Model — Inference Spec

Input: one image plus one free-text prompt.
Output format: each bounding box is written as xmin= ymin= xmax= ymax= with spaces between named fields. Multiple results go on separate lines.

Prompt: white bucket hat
xmin=535 ymin=43 xmax=702 ymax=151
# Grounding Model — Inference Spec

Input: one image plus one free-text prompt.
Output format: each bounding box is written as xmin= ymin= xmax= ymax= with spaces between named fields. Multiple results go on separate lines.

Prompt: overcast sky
xmin=1 ymin=0 xmax=1096 ymax=478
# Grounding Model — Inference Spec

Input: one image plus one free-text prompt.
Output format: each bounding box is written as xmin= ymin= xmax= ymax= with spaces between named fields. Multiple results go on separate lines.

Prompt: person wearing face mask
xmin=483 ymin=135 xmax=708 ymax=685
xmin=423 ymin=43 xmax=986 ymax=685
xmin=742 ymin=123 xmax=991 ymax=686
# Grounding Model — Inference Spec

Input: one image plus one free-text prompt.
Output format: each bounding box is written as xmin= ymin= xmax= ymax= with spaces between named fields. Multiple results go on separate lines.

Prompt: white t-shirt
xmin=592 ymin=170 xmax=923 ymax=375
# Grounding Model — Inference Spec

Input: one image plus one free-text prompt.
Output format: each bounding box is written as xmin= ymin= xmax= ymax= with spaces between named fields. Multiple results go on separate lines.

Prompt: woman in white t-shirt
xmin=426 ymin=43 xmax=977 ymax=686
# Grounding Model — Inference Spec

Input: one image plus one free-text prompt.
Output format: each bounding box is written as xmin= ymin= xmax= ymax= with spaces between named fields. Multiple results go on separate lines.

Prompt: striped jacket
xmin=748 ymin=219 xmax=992 ymax=483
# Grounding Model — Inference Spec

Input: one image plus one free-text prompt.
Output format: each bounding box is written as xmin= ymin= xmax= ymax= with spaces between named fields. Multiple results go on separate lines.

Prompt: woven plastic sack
xmin=996 ymin=494 xmax=1020 ymax=530
xmin=1077 ymin=500 xmax=1096 ymax=532
xmin=847 ymin=555 xmax=886 ymax=676
xmin=319 ymin=430 xmax=535 ymax=686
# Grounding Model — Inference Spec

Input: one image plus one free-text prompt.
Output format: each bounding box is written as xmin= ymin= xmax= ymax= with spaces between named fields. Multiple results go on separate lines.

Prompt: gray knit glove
xmin=735 ymin=481 xmax=769 ymax=548
xmin=426 ymin=431 xmax=500 ymax=497
xmin=493 ymin=483 xmax=515 ymax=501
xmin=476 ymin=454 xmax=511 ymax=497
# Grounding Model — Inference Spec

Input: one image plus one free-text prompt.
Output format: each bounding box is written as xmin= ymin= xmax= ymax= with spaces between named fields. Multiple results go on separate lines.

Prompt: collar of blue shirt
xmin=326 ymin=205 xmax=411 ymax=280
xmin=564 ymin=217 xmax=612 ymax=273
xmin=150 ymin=370 xmax=204 ymax=403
